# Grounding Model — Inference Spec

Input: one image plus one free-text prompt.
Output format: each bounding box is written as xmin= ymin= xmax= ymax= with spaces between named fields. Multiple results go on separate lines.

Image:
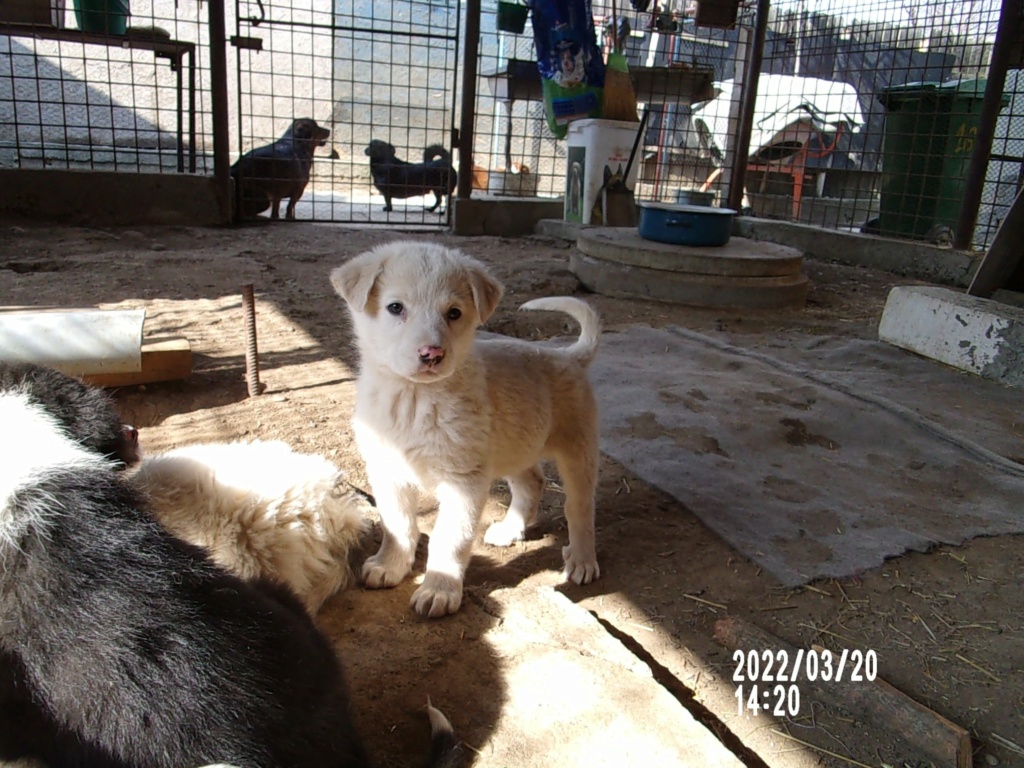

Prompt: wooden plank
xmin=81 ymin=337 xmax=192 ymax=388
xmin=714 ymin=616 xmax=971 ymax=768
xmin=968 ymin=183 xmax=1024 ymax=297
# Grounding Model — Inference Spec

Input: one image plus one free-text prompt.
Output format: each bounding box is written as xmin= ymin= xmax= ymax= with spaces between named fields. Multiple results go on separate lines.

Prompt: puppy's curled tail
xmin=423 ymin=144 xmax=451 ymax=163
xmin=519 ymin=296 xmax=601 ymax=366
xmin=423 ymin=699 xmax=463 ymax=768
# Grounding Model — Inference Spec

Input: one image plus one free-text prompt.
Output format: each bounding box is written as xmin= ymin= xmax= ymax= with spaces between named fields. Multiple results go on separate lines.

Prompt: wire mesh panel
xmin=974 ymin=46 xmax=1024 ymax=249
xmin=753 ymin=0 xmax=1004 ymax=247
xmin=472 ymin=0 xmax=727 ymax=208
xmin=0 ymin=0 xmax=214 ymax=173
xmin=472 ymin=0 xmax=1015 ymax=249
xmin=233 ymin=0 xmax=460 ymax=223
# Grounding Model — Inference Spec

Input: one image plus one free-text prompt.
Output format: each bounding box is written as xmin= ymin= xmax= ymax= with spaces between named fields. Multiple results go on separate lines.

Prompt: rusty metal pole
xmin=726 ymin=0 xmax=770 ymax=213
xmin=208 ymin=0 xmax=232 ymax=224
xmin=456 ymin=0 xmax=481 ymax=202
xmin=241 ymin=285 xmax=261 ymax=397
xmin=952 ymin=0 xmax=1020 ymax=251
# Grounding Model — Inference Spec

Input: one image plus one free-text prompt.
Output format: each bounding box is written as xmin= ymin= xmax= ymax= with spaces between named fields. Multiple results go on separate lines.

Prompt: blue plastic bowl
xmin=637 ymin=202 xmax=736 ymax=247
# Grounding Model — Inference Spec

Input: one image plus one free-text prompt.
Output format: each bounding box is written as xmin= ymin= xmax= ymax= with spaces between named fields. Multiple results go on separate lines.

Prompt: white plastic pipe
xmin=0 ymin=309 xmax=146 ymax=376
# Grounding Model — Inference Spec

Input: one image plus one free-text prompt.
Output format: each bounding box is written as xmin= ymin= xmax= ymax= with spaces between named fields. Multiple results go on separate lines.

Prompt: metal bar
xmin=727 ymin=0 xmax=769 ymax=213
xmin=234 ymin=0 xmax=245 ymax=194
xmin=457 ymin=0 xmax=481 ymax=200
xmin=188 ymin=48 xmax=196 ymax=173
xmin=239 ymin=16 xmax=457 ymax=41
xmin=449 ymin=0 xmax=463 ymax=224
xmin=241 ymin=284 xmax=262 ymax=397
xmin=208 ymin=0 xmax=233 ymax=223
xmin=0 ymin=24 xmax=195 ymax=56
xmin=952 ymin=0 xmax=1020 ymax=251
xmin=176 ymin=56 xmax=184 ymax=173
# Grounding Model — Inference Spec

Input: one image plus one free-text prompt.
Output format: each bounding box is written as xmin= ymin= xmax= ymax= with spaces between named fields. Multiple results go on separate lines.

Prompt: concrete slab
xmin=474 ymin=587 xmax=744 ymax=767
xmin=571 ymin=251 xmax=809 ymax=309
xmin=879 ymin=285 xmax=1024 ymax=389
xmin=734 ymin=217 xmax=981 ymax=287
xmin=578 ymin=227 xmax=804 ymax=277
xmin=538 ymin=216 xmax=980 ymax=291
xmin=535 ymin=217 xmax=591 ymax=240
xmin=452 ymin=196 xmax=564 ymax=237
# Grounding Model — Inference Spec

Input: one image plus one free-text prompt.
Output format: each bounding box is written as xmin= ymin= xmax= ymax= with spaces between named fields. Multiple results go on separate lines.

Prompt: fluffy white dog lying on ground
xmin=132 ymin=440 xmax=371 ymax=615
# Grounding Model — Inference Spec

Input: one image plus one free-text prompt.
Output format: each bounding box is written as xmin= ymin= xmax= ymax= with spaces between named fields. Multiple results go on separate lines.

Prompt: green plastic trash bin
xmin=74 ymin=0 xmax=128 ymax=34
xmin=877 ymin=79 xmax=1008 ymax=243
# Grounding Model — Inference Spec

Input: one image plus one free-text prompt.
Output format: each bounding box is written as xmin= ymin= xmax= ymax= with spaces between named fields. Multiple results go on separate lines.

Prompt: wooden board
xmin=81 ymin=337 xmax=192 ymax=388
xmin=968 ymin=183 xmax=1024 ymax=297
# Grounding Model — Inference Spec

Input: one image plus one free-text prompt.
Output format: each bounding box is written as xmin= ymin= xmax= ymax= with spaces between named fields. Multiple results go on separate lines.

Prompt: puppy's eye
xmin=446 ymin=307 xmax=462 ymax=321
xmin=386 ymin=302 xmax=404 ymax=316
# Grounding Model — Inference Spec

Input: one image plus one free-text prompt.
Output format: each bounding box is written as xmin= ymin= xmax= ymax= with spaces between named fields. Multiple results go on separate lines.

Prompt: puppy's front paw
xmin=483 ymin=518 xmax=526 ymax=547
xmin=361 ymin=551 xmax=412 ymax=589
xmin=410 ymin=572 xmax=463 ymax=618
xmin=562 ymin=545 xmax=600 ymax=585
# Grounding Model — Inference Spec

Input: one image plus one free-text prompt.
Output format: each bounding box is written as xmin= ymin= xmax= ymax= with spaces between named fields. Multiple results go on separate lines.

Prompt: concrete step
xmin=571 ymin=251 xmax=809 ymax=309
xmin=878 ymin=285 xmax=1024 ymax=389
xmin=577 ymin=226 xmax=805 ymax=277
xmin=536 ymin=217 xmax=588 ymax=241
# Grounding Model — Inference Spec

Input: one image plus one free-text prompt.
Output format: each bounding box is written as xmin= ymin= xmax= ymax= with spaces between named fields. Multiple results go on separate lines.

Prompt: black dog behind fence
xmin=232 ymin=0 xmax=462 ymax=224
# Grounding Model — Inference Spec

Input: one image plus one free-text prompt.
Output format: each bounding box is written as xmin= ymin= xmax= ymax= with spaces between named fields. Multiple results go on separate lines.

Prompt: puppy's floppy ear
xmin=330 ymin=253 xmax=384 ymax=312
xmin=466 ymin=265 xmax=504 ymax=323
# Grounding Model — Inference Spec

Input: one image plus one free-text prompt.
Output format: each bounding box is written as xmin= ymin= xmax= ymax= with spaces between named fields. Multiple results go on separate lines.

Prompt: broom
xmin=601 ymin=0 xmax=640 ymax=122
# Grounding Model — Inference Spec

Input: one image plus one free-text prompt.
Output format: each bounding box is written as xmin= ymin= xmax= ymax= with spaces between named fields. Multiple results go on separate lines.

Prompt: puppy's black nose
xmin=418 ymin=345 xmax=445 ymax=366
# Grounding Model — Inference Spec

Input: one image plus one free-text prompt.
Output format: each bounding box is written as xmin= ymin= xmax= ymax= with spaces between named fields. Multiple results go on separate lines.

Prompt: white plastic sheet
xmin=0 ymin=309 xmax=146 ymax=376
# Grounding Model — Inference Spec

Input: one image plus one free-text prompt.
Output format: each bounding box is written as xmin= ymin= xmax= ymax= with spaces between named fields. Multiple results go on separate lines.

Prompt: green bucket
xmin=74 ymin=0 xmax=128 ymax=34
xmin=496 ymin=0 xmax=529 ymax=33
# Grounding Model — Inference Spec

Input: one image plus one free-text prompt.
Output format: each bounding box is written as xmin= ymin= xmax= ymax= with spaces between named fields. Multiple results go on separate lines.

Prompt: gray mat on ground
xmin=590 ymin=326 xmax=1024 ymax=587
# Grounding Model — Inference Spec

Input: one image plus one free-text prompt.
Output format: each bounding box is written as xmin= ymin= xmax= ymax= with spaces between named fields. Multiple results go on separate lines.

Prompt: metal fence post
xmin=209 ymin=0 xmax=232 ymax=223
xmin=952 ymin=0 xmax=1020 ymax=251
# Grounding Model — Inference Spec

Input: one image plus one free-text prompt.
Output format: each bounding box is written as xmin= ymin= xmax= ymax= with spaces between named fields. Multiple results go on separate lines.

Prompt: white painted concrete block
xmin=878 ymin=285 xmax=1024 ymax=389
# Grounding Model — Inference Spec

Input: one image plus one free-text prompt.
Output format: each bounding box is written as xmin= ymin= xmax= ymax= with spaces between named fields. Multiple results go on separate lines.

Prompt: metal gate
xmin=233 ymin=0 xmax=461 ymax=224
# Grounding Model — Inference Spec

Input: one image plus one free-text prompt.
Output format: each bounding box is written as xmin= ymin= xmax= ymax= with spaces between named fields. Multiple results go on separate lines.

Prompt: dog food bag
xmin=529 ymin=0 xmax=605 ymax=139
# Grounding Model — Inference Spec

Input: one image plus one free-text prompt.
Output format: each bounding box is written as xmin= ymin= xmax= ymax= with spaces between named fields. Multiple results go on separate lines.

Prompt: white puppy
xmin=331 ymin=241 xmax=602 ymax=618
xmin=131 ymin=440 xmax=370 ymax=615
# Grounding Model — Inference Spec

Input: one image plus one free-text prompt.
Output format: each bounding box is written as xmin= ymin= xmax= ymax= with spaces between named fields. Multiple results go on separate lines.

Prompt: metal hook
xmin=247 ymin=0 xmax=266 ymax=27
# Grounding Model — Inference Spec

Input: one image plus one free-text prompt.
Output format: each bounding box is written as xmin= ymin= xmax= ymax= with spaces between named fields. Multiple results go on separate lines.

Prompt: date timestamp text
xmin=732 ymin=648 xmax=878 ymax=717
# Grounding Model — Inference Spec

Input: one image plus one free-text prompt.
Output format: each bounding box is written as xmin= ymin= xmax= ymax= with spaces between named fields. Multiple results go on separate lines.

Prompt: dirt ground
xmin=2 ymin=220 xmax=1022 ymax=767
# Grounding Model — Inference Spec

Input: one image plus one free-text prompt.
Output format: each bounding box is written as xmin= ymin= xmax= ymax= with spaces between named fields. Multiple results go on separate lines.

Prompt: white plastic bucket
xmin=564 ymin=118 xmax=641 ymax=224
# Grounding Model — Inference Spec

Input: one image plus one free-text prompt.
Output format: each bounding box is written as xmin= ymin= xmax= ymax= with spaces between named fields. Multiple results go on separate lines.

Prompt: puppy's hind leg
xmin=553 ymin=444 xmax=600 ymax=585
xmin=413 ymin=478 xmax=488 ymax=618
xmin=426 ymin=190 xmax=441 ymax=213
xmin=362 ymin=479 xmax=420 ymax=589
xmin=484 ymin=463 xmax=544 ymax=546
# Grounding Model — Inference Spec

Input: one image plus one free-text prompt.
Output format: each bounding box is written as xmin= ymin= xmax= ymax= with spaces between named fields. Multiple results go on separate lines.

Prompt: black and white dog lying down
xmin=0 ymin=362 xmax=461 ymax=768
xmin=0 ymin=362 xmax=140 ymax=469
